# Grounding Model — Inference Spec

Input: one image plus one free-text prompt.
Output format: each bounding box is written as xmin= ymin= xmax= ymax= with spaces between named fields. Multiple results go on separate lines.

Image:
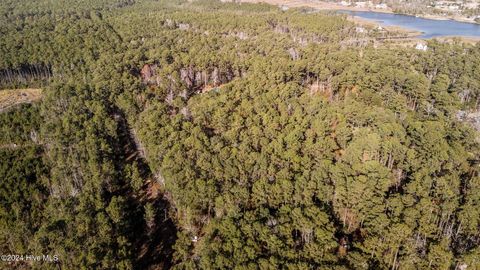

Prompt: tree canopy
xmin=1 ymin=0 xmax=480 ymax=269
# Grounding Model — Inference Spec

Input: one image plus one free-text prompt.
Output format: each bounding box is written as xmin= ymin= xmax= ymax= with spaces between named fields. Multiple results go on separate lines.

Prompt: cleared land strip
xmin=0 ymin=88 xmax=42 ymax=112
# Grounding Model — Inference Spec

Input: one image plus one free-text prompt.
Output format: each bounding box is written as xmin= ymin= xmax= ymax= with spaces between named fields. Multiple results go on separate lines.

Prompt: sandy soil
xmin=0 ymin=88 xmax=42 ymax=112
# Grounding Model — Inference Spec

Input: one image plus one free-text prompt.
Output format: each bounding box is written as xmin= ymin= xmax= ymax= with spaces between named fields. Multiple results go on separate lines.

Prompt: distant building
xmin=340 ymin=1 xmax=350 ymax=6
xmin=178 ymin=23 xmax=190 ymax=30
xmin=434 ymin=1 xmax=461 ymax=12
xmin=375 ymin=3 xmax=388 ymax=9
xmin=448 ymin=5 xmax=460 ymax=11
xmin=355 ymin=27 xmax=366 ymax=33
xmin=355 ymin=1 xmax=367 ymax=8
xmin=415 ymin=43 xmax=428 ymax=51
xmin=464 ymin=2 xmax=479 ymax=9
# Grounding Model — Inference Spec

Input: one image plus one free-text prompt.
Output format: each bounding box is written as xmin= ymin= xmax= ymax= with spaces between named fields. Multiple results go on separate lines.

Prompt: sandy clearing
xmin=0 ymin=88 xmax=42 ymax=112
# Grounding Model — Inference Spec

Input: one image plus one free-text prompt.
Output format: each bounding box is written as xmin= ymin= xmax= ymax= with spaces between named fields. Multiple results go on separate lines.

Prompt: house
xmin=434 ymin=1 xmax=461 ymax=12
xmin=355 ymin=27 xmax=366 ymax=33
xmin=464 ymin=2 xmax=479 ymax=9
xmin=355 ymin=1 xmax=367 ymax=8
xmin=448 ymin=5 xmax=460 ymax=11
xmin=415 ymin=43 xmax=428 ymax=51
xmin=375 ymin=3 xmax=388 ymax=9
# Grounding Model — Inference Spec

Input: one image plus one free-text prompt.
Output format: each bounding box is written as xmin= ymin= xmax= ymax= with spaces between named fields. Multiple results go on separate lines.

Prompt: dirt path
xmin=113 ymin=109 xmax=177 ymax=270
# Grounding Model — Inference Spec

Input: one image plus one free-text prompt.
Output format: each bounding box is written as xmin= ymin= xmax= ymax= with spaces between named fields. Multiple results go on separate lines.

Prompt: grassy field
xmin=0 ymin=88 xmax=42 ymax=112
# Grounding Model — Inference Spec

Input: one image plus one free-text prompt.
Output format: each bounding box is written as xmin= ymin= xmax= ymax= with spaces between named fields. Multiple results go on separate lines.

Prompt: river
xmin=339 ymin=10 xmax=480 ymax=38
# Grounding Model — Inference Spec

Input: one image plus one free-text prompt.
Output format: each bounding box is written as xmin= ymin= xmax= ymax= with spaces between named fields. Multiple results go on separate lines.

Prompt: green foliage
xmin=0 ymin=146 xmax=47 ymax=255
xmin=1 ymin=0 xmax=480 ymax=269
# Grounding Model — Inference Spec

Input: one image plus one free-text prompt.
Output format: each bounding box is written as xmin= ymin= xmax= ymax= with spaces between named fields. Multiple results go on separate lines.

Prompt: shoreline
xmin=348 ymin=15 xmax=423 ymax=38
xmin=240 ymin=0 xmax=423 ymax=37
xmin=239 ymin=0 xmax=480 ymax=43
xmin=239 ymin=0 xmax=480 ymax=25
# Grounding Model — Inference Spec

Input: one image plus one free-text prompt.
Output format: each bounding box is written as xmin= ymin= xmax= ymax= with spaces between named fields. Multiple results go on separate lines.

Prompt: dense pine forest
xmin=1 ymin=0 xmax=480 ymax=269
